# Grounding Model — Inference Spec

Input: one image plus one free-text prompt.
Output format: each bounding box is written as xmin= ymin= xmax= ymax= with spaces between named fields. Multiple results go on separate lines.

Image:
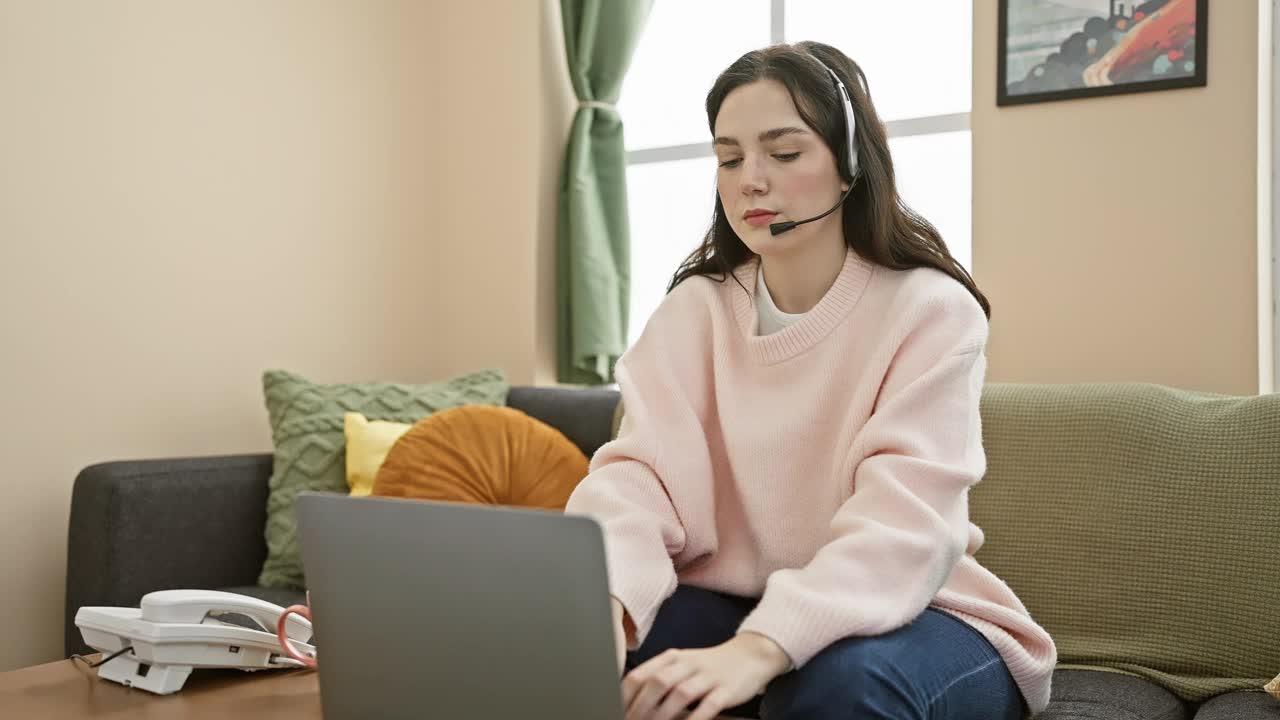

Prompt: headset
xmin=769 ymin=59 xmax=863 ymax=236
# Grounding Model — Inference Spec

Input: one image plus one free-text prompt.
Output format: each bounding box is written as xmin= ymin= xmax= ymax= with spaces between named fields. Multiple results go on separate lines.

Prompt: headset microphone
xmin=770 ymin=62 xmax=861 ymax=237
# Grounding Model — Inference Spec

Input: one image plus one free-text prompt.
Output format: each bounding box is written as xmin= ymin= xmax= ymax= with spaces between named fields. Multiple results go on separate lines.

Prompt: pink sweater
xmin=564 ymin=248 xmax=1057 ymax=714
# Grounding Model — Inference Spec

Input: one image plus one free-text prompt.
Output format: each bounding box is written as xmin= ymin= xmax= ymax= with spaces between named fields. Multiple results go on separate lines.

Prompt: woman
xmin=564 ymin=41 xmax=1056 ymax=720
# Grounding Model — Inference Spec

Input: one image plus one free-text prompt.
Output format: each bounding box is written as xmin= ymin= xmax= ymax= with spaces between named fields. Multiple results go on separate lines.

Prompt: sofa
xmin=65 ymin=383 xmax=1280 ymax=719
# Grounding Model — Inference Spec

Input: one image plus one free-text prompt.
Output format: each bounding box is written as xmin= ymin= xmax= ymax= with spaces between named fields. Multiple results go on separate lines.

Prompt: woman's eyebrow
xmin=713 ymin=126 xmax=810 ymax=147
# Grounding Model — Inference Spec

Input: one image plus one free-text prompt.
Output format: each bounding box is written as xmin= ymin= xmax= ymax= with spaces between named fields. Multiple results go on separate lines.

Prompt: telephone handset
xmin=75 ymin=589 xmax=316 ymax=694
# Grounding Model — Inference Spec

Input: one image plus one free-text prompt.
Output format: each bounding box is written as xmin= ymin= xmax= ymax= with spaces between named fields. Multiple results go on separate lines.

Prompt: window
xmin=619 ymin=1 xmax=974 ymax=346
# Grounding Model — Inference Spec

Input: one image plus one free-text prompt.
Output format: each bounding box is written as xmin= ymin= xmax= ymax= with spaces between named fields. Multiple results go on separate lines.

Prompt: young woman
xmin=565 ymin=41 xmax=1056 ymax=720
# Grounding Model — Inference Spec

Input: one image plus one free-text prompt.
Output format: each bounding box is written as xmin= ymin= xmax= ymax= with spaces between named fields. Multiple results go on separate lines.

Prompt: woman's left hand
xmin=621 ymin=632 xmax=792 ymax=720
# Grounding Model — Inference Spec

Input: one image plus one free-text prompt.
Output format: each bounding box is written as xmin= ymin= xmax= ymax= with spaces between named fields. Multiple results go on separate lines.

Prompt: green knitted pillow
xmin=258 ymin=368 xmax=509 ymax=589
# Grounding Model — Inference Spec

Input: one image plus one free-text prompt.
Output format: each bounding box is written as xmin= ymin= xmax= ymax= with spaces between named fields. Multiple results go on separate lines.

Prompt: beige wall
xmin=1 ymin=0 xmax=1266 ymax=673
xmin=973 ymin=1 xmax=1263 ymax=395
xmin=0 ymin=0 xmax=558 ymax=671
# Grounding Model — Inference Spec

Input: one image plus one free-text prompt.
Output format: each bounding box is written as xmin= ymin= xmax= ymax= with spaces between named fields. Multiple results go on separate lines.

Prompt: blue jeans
xmin=625 ymin=585 xmax=1026 ymax=720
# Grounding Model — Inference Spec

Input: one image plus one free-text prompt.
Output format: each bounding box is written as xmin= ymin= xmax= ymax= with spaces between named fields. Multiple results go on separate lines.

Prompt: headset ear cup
xmin=815 ymin=58 xmax=860 ymax=183
xmin=844 ymin=115 xmax=857 ymax=181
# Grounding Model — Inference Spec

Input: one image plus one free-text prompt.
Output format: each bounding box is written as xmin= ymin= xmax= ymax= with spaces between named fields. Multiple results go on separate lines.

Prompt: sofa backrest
xmin=505 ymin=386 xmax=620 ymax=460
xmin=970 ymin=382 xmax=1280 ymax=701
xmin=561 ymin=380 xmax=1280 ymax=699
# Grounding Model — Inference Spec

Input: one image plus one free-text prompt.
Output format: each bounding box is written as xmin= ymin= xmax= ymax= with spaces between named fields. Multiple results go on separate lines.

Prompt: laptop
xmin=295 ymin=491 xmax=626 ymax=719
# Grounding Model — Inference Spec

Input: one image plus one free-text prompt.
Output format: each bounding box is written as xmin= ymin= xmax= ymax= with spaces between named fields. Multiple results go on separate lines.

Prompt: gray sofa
xmin=65 ymin=384 xmax=1280 ymax=719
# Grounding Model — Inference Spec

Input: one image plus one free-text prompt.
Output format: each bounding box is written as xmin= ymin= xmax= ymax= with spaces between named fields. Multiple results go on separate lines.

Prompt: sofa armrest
xmin=64 ymin=453 xmax=273 ymax=657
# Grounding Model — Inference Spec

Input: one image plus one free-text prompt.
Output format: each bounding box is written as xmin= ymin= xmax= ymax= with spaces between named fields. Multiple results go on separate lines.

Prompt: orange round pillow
xmin=371 ymin=405 xmax=589 ymax=510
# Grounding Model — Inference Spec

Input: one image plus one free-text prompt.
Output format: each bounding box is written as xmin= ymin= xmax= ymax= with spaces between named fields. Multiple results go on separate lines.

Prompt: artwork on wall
xmin=998 ymin=0 xmax=1207 ymax=106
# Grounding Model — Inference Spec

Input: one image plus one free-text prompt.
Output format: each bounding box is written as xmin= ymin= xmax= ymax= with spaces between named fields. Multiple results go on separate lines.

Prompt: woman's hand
xmin=621 ymin=632 xmax=791 ymax=720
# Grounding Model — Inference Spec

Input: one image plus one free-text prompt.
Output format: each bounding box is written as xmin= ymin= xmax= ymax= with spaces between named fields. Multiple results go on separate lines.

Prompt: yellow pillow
xmin=343 ymin=412 xmax=411 ymax=496
xmin=372 ymin=405 xmax=588 ymax=509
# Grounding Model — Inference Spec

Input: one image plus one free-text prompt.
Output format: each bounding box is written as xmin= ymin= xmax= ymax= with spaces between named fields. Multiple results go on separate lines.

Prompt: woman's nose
xmin=739 ymin=156 xmax=767 ymax=195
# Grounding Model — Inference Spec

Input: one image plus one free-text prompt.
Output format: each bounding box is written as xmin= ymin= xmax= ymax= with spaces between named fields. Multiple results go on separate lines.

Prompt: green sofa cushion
xmin=971 ymin=382 xmax=1280 ymax=702
xmin=258 ymin=368 xmax=509 ymax=589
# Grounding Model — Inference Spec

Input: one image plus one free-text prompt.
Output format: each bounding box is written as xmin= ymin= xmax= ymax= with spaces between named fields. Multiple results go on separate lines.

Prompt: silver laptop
xmin=295 ymin=491 xmax=625 ymax=719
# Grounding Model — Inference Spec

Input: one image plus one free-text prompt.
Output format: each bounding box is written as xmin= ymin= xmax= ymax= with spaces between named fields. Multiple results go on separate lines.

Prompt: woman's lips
xmin=744 ymin=212 xmax=778 ymax=227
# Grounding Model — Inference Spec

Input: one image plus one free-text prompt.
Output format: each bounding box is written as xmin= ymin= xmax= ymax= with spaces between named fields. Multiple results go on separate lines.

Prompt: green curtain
xmin=556 ymin=0 xmax=653 ymax=385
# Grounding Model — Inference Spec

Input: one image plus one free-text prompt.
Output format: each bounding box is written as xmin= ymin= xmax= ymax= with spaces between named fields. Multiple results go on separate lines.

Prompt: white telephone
xmin=74 ymin=589 xmax=315 ymax=694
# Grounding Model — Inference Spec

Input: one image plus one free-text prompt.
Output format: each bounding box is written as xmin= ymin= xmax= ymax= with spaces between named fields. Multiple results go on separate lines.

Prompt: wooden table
xmin=0 ymin=656 xmax=321 ymax=718
xmin=2 ymin=656 xmax=742 ymax=718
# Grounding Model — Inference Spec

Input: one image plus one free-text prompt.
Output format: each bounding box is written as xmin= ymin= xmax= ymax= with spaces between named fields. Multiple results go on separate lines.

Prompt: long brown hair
xmin=667 ymin=41 xmax=990 ymax=318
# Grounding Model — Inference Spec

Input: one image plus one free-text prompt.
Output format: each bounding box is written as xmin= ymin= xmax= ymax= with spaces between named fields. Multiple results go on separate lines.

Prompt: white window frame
xmin=1267 ymin=0 xmax=1277 ymax=393
xmin=625 ymin=1 xmax=971 ymax=196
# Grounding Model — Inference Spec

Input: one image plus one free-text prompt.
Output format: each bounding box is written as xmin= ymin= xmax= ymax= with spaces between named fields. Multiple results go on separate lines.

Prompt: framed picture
xmin=997 ymin=0 xmax=1208 ymax=106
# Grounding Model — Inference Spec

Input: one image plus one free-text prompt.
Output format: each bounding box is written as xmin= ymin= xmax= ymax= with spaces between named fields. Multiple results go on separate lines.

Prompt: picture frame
xmin=997 ymin=0 xmax=1208 ymax=107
